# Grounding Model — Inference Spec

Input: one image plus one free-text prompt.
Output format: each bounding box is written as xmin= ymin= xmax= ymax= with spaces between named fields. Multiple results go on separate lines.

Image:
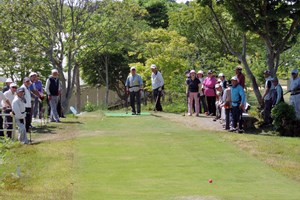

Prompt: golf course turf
xmin=1 ymin=111 xmax=300 ymax=200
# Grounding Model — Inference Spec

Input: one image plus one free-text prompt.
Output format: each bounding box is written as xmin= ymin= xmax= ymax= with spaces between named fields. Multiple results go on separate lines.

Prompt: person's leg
xmin=238 ymin=109 xmax=244 ymax=130
xmin=50 ymin=96 xmax=59 ymax=121
xmin=156 ymin=91 xmax=162 ymax=111
xmin=33 ymin=97 xmax=39 ymax=118
xmin=130 ymin=92 xmax=136 ymax=114
xmin=231 ymin=106 xmax=239 ymax=130
xmin=295 ymin=95 xmax=300 ymax=119
xmin=188 ymin=93 xmax=193 ymax=115
xmin=25 ymin=107 xmax=31 ymax=132
xmin=193 ymin=93 xmax=199 ymax=115
xmin=206 ymin=96 xmax=211 ymax=114
xmin=16 ymin=119 xmax=28 ymax=144
xmin=199 ymin=96 xmax=202 ymax=113
xmin=264 ymin=100 xmax=272 ymax=124
xmin=136 ymin=91 xmax=141 ymax=114
xmin=225 ymin=108 xmax=230 ymax=130
xmin=211 ymin=96 xmax=216 ymax=116
xmin=0 ymin=113 xmax=3 ymax=137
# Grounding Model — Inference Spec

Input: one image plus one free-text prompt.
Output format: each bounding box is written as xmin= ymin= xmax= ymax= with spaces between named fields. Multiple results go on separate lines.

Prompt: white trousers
xmin=290 ymin=94 xmax=300 ymax=119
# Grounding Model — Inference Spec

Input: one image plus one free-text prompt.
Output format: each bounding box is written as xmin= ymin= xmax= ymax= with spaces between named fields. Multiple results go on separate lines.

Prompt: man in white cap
xmin=125 ymin=67 xmax=143 ymax=115
xmin=12 ymin=87 xmax=28 ymax=144
xmin=261 ymin=70 xmax=274 ymax=125
xmin=218 ymin=73 xmax=227 ymax=91
xmin=271 ymin=77 xmax=284 ymax=106
xmin=3 ymin=78 xmax=13 ymax=93
xmin=21 ymin=77 xmax=33 ymax=132
xmin=289 ymin=69 xmax=300 ymax=119
xmin=0 ymin=86 xmax=11 ymax=137
xmin=230 ymin=76 xmax=246 ymax=133
xmin=2 ymin=83 xmax=17 ymax=138
xmin=150 ymin=64 xmax=164 ymax=111
xmin=45 ymin=69 xmax=61 ymax=122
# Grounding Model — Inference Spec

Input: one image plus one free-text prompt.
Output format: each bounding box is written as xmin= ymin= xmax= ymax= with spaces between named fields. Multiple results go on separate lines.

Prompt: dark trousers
xmin=199 ymin=95 xmax=208 ymax=113
xmin=4 ymin=109 xmax=13 ymax=138
xmin=130 ymin=91 xmax=141 ymax=114
xmin=206 ymin=96 xmax=216 ymax=115
xmin=264 ymin=99 xmax=272 ymax=124
xmin=225 ymin=108 xmax=231 ymax=130
xmin=232 ymin=106 xmax=243 ymax=130
xmin=25 ymin=107 xmax=32 ymax=132
xmin=153 ymin=89 xmax=163 ymax=111
xmin=0 ymin=110 xmax=3 ymax=137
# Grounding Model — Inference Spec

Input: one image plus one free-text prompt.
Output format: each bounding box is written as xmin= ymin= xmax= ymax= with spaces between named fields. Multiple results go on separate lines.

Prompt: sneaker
xmin=188 ymin=113 xmax=192 ymax=116
xmin=229 ymin=128 xmax=236 ymax=132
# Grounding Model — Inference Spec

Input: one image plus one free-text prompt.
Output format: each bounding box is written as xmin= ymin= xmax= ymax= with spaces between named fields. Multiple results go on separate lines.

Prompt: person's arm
xmin=45 ymin=79 xmax=51 ymax=96
xmin=138 ymin=75 xmax=143 ymax=90
xmin=158 ymin=72 xmax=164 ymax=88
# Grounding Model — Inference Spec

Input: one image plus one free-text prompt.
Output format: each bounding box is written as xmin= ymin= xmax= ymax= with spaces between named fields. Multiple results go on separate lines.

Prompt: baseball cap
xmin=197 ymin=70 xmax=203 ymax=74
xmin=291 ymin=69 xmax=298 ymax=74
xmin=29 ymin=72 xmax=37 ymax=77
xmin=215 ymin=84 xmax=221 ymax=88
xmin=190 ymin=70 xmax=196 ymax=74
xmin=5 ymin=78 xmax=13 ymax=83
xmin=23 ymin=77 xmax=30 ymax=82
xmin=10 ymin=83 xmax=18 ymax=88
xmin=185 ymin=69 xmax=191 ymax=75
xmin=51 ymin=69 xmax=59 ymax=74
xmin=235 ymin=66 xmax=243 ymax=70
xmin=17 ymin=87 xmax=25 ymax=93
xmin=208 ymin=70 xmax=213 ymax=74
xmin=231 ymin=76 xmax=238 ymax=81
xmin=263 ymin=70 xmax=271 ymax=74
xmin=218 ymin=73 xmax=224 ymax=77
xmin=150 ymin=64 xmax=157 ymax=69
xmin=130 ymin=66 xmax=136 ymax=71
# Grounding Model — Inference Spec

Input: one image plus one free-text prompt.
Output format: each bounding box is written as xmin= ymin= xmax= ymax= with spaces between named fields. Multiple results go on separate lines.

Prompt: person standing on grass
xmin=125 ymin=67 xmax=143 ymax=115
xmin=235 ymin=66 xmax=246 ymax=89
xmin=12 ymin=87 xmax=28 ymax=144
xmin=186 ymin=70 xmax=201 ymax=116
xmin=289 ymin=69 xmax=300 ymax=119
xmin=21 ymin=77 xmax=33 ymax=132
xmin=218 ymin=73 xmax=227 ymax=91
xmin=0 ymin=88 xmax=11 ymax=137
xmin=271 ymin=77 xmax=284 ymax=106
xmin=45 ymin=69 xmax=61 ymax=122
xmin=203 ymin=70 xmax=217 ymax=116
xmin=197 ymin=70 xmax=208 ymax=114
xmin=213 ymin=84 xmax=223 ymax=121
xmin=230 ymin=76 xmax=246 ymax=133
xmin=2 ymin=83 xmax=17 ymax=138
xmin=222 ymin=81 xmax=232 ymax=130
xmin=151 ymin=64 xmax=164 ymax=112
xmin=262 ymin=70 xmax=274 ymax=126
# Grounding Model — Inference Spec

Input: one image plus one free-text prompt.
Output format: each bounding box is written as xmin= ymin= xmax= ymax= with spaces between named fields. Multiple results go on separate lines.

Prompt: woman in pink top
xmin=203 ymin=70 xmax=217 ymax=116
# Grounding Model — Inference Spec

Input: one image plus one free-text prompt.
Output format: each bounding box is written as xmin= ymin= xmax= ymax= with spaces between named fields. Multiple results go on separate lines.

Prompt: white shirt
xmin=12 ymin=96 xmax=26 ymax=119
xmin=151 ymin=71 xmax=164 ymax=90
xmin=2 ymin=90 xmax=14 ymax=108
xmin=0 ymin=92 xmax=7 ymax=109
xmin=290 ymin=77 xmax=300 ymax=93
xmin=264 ymin=76 xmax=274 ymax=100
xmin=21 ymin=84 xmax=32 ymax=108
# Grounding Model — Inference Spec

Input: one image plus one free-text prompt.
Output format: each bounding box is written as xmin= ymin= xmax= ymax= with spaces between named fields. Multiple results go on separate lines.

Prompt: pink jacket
xmin=203 ymin=77 xmax=217 ymax=97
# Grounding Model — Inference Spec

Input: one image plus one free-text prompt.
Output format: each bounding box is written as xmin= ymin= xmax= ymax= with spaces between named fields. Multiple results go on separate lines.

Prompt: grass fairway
xmin=73 ymin=114 xmax=300 ymax=200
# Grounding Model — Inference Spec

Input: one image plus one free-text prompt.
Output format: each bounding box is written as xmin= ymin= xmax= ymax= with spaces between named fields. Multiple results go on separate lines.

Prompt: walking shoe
xmin=237 ymin=129 xmax=244 ymax=133
xmin=188 ymin=113 xmax=192 ymax=116
xmin=229 ymin=128 xmax=236 ymax=132
xmin=132 ymin=112 xmax=136 ymax=115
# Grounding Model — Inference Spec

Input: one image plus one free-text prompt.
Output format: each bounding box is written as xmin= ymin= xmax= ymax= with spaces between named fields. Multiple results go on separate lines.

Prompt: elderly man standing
xmin=125 ymin=67 xmax=143 ymax=115
xmin=46 ymin=69 xmax=61 ymax=122
xmin=2 ymin=83 xmax=17 ymax=138
xmin=230 ymin=76 xmax=246 ymax=133
xmin=150 ymin=64 xmax=164 ymax=112
xmin=289 ymin=69 xmax=300 ymax=119
xmin=271 ymin=77 xmax=284 ymax=106
xmin=12 ymin=87 xmax=28 ymax=144
xmin=21 ymin=77 xmax=33 ymax=132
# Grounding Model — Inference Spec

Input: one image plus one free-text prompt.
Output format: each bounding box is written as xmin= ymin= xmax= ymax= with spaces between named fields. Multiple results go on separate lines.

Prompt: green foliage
xmin=271 ymin=102 xmax=300 ymax=137
xmin=0 ymin=138 xmax=20 ymax=165
xmin=84 ymin=102 xmax=98 ymax=112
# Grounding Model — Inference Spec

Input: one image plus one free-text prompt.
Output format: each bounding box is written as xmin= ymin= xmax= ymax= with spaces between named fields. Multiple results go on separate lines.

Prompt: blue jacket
xmin=231 ymin=84 xmax=246 ymax=107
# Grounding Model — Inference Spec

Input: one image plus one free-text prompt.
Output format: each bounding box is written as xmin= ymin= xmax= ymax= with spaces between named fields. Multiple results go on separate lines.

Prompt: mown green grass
xmin=73 ymin=114 xmax=300 ymax=200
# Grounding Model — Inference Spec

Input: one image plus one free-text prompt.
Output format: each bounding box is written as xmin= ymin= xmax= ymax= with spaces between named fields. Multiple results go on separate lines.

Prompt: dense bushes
xmin=271 ymin=102 xmax=300 ymax=137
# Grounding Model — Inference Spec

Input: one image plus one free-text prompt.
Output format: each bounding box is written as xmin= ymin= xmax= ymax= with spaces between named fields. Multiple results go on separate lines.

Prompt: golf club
xmin=283 ymin=90 xmax=290 ymax=95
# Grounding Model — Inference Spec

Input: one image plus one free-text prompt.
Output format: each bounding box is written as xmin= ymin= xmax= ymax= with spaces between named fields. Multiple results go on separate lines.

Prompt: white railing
xmin=1 ymin=113 xmax=17 ymax=140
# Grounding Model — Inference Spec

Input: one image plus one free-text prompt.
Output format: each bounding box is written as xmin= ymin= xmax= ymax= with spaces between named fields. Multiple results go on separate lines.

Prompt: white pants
xmin=290 ymin=94 xmax=300 ymax=119
xmin=16 ymin=119 xmax=28 ymax=144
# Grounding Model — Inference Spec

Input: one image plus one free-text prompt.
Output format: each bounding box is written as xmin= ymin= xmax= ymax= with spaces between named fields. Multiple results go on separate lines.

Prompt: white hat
xmin=51 ymin=69 xmax=59 ymax=74
xmin=5 ymin=78 xmax=13 ymax=83
xmin=218 ymin=73 xmax=224 ymax=77
xmin=29 ymin=72 xmax=37 ymax=77
xmin=231 ymin=76 xmax=238 ymax=81
xmin=215 ymin=84 xmax=221 ymax=88
xmin=130 ymin=66 xmax=136 ymax=71
xmin=197 ymin=70 xmax=203 ymax=74
xmin=291 ymin=69 xmax=298 ymax=74
xmin=150 ymin=64 xmax=157 ymax=69
xmin=190 ymin=70 xmax=196 ymax=74
xmin=10 ymin=83 xmax=18 ymax=88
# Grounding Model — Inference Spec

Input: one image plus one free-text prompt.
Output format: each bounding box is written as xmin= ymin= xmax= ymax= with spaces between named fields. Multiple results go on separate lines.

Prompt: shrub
xmin=84 ymin=102 xmax=98 ymax=112
xmin=271 ymin=102 xmax=299 ymax=137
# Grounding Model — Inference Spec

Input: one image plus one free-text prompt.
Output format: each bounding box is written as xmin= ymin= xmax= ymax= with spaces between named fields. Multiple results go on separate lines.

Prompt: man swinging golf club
xmin=125 ymin=67 xmax=143 ymax=115
xmin=151 ymin=64 xmax=164 ymax=112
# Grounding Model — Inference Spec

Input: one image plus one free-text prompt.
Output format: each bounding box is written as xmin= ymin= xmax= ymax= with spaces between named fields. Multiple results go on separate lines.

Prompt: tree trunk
xmin=104 ymin=54 xmax=109 ymax=107
xmin=75 ymin=63 xmax=81 ymax=113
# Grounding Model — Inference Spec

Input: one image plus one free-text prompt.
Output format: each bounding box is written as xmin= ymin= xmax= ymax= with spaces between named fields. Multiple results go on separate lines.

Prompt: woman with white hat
xmin=186 ymin=70 xmax=201 ymax=116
